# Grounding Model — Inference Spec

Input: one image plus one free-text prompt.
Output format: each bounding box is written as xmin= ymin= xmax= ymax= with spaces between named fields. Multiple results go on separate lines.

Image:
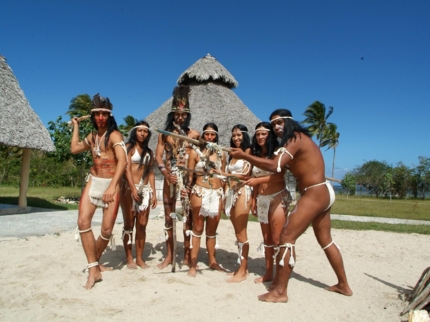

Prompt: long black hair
xmin=229 ymin=124 xmax=251 ymax=162
xmin=269 ymin=109 xmax=310 ymax=146
xmin=164 ymin=111 xmax=191 ymax=133
xmin=202 ymin=122 xmax=219 ymax=144
xmin=251 ymin=122 xmax=279 ymax=158
xmin=127 ymin=120 xmax=154 ymax=179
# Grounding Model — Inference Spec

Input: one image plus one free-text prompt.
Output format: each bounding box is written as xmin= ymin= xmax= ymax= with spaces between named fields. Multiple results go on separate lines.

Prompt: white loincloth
xmin=256 ymin=189 xmax=289 ymax=224
xmin=133 ymin=180 xmax=153 ymax=213
xmin=191 ymin=184 xmax=223 ymax=218
xmin=224 ymin=185 xmax=251 ymax=217
xmin=88 ymin=175 xmax=112 ymax=208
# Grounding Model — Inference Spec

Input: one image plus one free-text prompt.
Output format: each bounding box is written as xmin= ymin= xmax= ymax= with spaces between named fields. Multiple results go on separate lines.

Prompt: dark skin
xmin=183 ymin=127 xmax=227 ymax=277
xmin=247 ymin=128 xmax=288 ymax=284
xmin=218 ymin=129 xmax=252 ymax=283
xmin=229 ymin=115 xmax=352 ymax=302
xmin=154 ymin=111 xmax=199 ymax=269
xmin=71 ymin=111 xmax=127 ymax=290
xmin=119 ymin=126 xmax=157 ymax=269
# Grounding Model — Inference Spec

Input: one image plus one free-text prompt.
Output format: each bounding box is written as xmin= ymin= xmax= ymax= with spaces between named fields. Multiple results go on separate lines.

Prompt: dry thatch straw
xmin=401 ymin=266 xmax=430 ymax=316
xmin=0 ymin=55 xmax=55 ymax=152
xmin=145 ymin=54 xmax=261 ymax=151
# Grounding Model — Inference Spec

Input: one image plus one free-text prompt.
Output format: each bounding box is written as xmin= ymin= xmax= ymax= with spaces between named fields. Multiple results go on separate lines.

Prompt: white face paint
xmin=274 ymin=124 xmax=283 ymax=131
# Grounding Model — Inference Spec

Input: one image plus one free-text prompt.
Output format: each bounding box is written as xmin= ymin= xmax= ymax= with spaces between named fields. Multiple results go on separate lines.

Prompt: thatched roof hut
xmin=0 ymin=56 xmax=54 ymax=152
xmin=146 ymin=54 xmax=261 ymax=149
xmin=0 ymin=55 xmax=55 ymax=212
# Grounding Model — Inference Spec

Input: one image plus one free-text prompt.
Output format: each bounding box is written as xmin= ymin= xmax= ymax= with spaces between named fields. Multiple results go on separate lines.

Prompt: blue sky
xmin=1 ymin=0 xmax=429 ymax=179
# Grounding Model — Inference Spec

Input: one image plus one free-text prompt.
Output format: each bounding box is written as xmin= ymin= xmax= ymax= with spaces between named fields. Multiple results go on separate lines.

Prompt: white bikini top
xmin=252 ymin=166 xmax=273 ymax=178
xmin=227 ymin=159 xmax=250 ymax=175
xmin=131 ymin=149 xmax=150 ymax=165
xmin=131 ymin=149 xmax=141 ymax=164
xmin=195 ymin=160 xmax=205 ymax=172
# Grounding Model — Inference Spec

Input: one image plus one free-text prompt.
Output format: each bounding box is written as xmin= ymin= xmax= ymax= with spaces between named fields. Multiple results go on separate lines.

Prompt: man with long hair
xmin=229 ymin=108 xmax=352 ymax=302
xmin=155 ymin=85 xmax=199 ymax=269
xmin=71 ymin=93 xmax=127 ymax=289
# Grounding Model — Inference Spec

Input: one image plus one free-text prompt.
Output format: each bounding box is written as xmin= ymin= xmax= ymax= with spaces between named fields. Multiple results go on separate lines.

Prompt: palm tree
xmin=302 ymin=101 xmax=334 ymax=147
xmin=67 ymin=94 xmax=92 ymax=118
xmin=119 ymin=115 xmax=138 ymax=136
xmin=320 ymin=123 xmax=340 ymax=179
xmin=65 ymin=94 xmax=93 ymax=190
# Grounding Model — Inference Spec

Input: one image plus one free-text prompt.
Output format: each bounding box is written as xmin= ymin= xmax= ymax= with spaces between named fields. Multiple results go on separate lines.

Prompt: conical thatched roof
xmin=146 ymin=54 xmax=260 ymax=149
xmin=0 ymin=55 xmax=55 ymax=152
xmin=177 ymin=53 xmax=239 ymax=89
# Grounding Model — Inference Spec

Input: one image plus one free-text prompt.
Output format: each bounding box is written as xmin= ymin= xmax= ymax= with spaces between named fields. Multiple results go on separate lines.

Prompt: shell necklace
xmin=94 ymin=131 xmax=107 ymax=157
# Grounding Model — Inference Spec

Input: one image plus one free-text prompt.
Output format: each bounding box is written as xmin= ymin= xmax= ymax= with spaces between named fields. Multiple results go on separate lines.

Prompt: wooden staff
xmin=155 ymin=128 xmax=231 ymax=153
xmin=67 ymin=115 xmax=91 ymax=125
xmin=326 ymin=176 xmax=341 ymax=183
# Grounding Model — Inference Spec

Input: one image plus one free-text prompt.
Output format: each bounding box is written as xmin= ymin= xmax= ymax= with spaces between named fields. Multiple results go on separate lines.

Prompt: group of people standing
xmin=70 ymin=87 xmax=353 ymax=303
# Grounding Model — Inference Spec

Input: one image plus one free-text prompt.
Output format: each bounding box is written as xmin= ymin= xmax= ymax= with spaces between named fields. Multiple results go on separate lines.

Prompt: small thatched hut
xmin=146 ymin=53 xmax=261 ymax=149
xmin=0 ymin=55 xmax=55 ymax=213
xmin=145 ymin=54 xmax=261 ymax=200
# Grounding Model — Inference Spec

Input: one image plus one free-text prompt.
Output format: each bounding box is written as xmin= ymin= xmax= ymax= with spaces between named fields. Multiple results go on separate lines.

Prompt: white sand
xmin=0 ymin=217 xmax=427 ymax=322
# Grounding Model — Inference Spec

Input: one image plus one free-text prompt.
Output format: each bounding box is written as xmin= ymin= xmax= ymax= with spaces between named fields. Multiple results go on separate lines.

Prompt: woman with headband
xmin=229 ymin=109 xmax=352 ymax=302
xmin=120 ymin=120 xmax=157 ymax=269
xmin=222 ymin=124 xmax=252 ymax=283
xmin=182 ymin=123 xmax=227 ymax=277
xmin=246 ymin=122 xmax=292 ymax=284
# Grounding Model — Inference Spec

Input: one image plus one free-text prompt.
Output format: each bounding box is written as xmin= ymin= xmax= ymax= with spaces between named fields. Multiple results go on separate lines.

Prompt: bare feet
xmin=325 ymin=283 xmax=353 ymax=296
xmin=126 ymin=260 xmax=137 ymax=269
xmin=226 ymin=270 xmax=248 ymax=283
xmin=187 ymin=267 xmax=197 ymax=277
xmin=227 ymin=269 xmax=248 ymax=277
xmin=136 ymin=259 xmax=149 ymax=269
xmin=157 ymin=257 xmax=172 ymax=269
xmin=257 ymin=290 xmax=288 ymax=303
xmin=84 ymin=270 xmax=102 ymax=290
xmin=209 ymin=263 xmax=227 ymax=272
xmin=183 ymin=258 xmax=190 ymax=267
xmin=99 ymin=264 xmax=113 ymax=272
xmin=254 ymin=273 xmax=273 ymax=284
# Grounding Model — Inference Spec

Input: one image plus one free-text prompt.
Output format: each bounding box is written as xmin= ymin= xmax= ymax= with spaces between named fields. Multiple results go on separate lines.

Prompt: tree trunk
xmin=331 ymin=147 xmax=336 ymax=180
xmin=18 ymin=149 xmax=31 ymax=207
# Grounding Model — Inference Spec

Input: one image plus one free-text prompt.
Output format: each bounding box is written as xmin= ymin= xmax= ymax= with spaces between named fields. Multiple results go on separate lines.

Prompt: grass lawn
xmin=0 ymin=185 xmax=81 ymax=210
xmin=332 ymin=196 xmax=430 ymax=221
xmin=1 ymin=185 xmax=429 ymax=234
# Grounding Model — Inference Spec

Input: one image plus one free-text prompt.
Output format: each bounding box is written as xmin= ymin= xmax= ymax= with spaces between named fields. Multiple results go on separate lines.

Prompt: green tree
xmin=382 ymin=172 xmax=395 ymax=202
xmin=67 ymin=94 xmax=92 ymax=118
xmin=392 ymin=162 xmax=412 ymax=199
xmin=0 ymin=145 xmax=22 ymax=184
xmin=118 ymin=115 xmax=138 ymax=136
xmin=353 ymin=160 xmax=391 ymax=198
xmin=320 ymin=123 xmax=340 ymax=179
xmin=341 ymin=172 xmax=356 ymax=200
xmin=411 ymin=156 xmax=430 ymax=199
xmin=302 ymin=101 xmax=334 ymax=147
xmin=47 ymin=116 xmax=92 ymax=188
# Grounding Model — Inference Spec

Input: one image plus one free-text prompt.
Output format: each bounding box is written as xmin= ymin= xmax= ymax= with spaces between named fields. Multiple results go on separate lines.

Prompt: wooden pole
xmin=18 ymin=148 xmax=31 ymax=208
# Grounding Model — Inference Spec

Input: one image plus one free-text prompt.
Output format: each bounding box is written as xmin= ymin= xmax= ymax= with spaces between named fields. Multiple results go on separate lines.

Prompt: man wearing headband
xmin=71 ymin=93 xmax=127 ymax=289
xmin=155 ymin=85 xmax=200 ymax=269
xmin=229 ymin=108 xmax=352 ymax=302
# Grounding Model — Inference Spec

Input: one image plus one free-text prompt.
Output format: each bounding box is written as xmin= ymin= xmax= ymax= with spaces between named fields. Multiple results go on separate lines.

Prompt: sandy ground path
xmin=0 ymin=215 xmax=428 ymax=321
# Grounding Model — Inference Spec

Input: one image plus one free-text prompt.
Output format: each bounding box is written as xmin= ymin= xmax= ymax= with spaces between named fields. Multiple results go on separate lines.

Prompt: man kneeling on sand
xmin=71 ymin=93 xmax=127 ymax=289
